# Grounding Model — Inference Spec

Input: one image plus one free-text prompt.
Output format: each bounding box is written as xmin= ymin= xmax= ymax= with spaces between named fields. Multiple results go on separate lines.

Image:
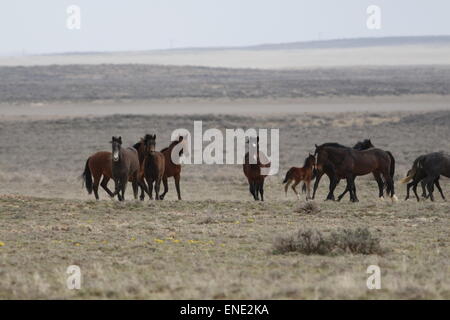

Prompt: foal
xmin=143 ymin=134 xmax=165 ymax=200
xmin=283 ymin=154 xmax=315 ymax=200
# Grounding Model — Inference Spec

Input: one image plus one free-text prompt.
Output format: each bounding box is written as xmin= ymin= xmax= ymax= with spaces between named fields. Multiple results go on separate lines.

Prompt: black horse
xmin=312 ymin=139 xmax=395 ymax=201
xmin=315 ymin=145 xmax=396 ymax=202
xmin=401 ymin=152 xmax=449 ymax=201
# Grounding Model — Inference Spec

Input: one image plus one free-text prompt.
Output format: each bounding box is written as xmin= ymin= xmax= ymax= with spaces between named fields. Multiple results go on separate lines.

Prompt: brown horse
xmin=133 ymin=138 xmax=150 ymax=200
xmin=159 ymin=136 xmax=186 ymax=200
xmin=111 ymin=136 xmax=141 ymax=201
xmin=142 ymin=134 xmax=165 ymax=200
xmin=82 ymin=138 xmax=148 ymax=200
xmin=315 ymin=145 xmax=396 ymax=202
xmin=243 ymin=136 xmax=271 ymax=201
xmin=283 ymin=154 xmax=315 ymax=200
xmin=82 ymin=151 xmax=115 ymax=200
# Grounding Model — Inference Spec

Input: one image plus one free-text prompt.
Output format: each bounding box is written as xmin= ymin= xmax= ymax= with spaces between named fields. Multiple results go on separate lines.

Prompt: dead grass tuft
xmin=273 ymin=228 xmax=383 ymax=256
xmin=294 ymin=201 xmax=320 ymax=214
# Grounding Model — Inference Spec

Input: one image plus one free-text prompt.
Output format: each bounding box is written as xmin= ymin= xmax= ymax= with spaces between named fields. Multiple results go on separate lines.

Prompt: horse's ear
xmin=178 ymin=136 xmax=183 ymax=142
xmin=256 ymin=136 xmax=260 ymax=143
xmin=315 ymin=144 xmax=318 ymax=148
xmin=118 ymin=136 xmax=122 ymax=144
xmin=153 ymin=134 xmax=156 ymax=139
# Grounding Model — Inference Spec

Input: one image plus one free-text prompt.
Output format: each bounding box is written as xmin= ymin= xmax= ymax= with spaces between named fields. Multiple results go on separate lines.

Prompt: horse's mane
xmin=161 ymin=139 xmax=181 ymax=153
xmin=319 ymin=142 xmax=349 ymax=149
xmin=302 ymin=155 xmax=314 ymax=167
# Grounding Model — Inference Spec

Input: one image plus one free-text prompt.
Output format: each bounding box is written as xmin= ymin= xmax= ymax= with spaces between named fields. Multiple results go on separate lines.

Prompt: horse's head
xmin=144 ymin=134 xmax=156 ymax=153
xmin=354 ymin=139 xmax=375 ymax=150
xmin=111 ymin=136 xmax=122 ymax=162
xmin=305 ymin=153 xmax=316 ymax=168
xmin=314 ymin=143 xmax=324 ymax=156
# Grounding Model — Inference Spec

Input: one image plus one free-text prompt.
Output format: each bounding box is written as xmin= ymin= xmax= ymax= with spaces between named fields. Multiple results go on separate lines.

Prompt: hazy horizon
xmin=2 ymin=1 xmax=450 ymax=55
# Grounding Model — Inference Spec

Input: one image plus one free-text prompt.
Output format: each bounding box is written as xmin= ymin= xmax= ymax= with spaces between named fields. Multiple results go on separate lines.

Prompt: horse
xmin=111 ymin=136 xmax=142 ymax=201
xmin=401 ymin=152 xmax=449 ymax=201
xmin=81 ymin=151 xmax=115 ymax=200
xmin=283 ymin=154 xmax=315 ymax=200
xmin=243 ymin=136 xmax=271 ymax=201
xmin=142 ymin=134 xmax=165 ymax=200
xmin=132 ymin=138 xmax=151 ymax=200
xmin=311 ymin=139 xmax=375 ymax=200
xmin=315 ymin=145 xmax=396 ymax=202
xmin=159 ymin=136 xmax=186 ymax=200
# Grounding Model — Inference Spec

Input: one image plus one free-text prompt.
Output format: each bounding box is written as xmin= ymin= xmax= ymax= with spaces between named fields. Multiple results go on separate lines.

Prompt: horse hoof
xmin=392 ymin=195 xmax=399 ymax=202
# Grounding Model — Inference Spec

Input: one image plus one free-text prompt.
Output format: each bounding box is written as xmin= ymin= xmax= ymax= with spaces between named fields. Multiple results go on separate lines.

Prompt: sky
xmin=1 ymin=0 xmax=450 ymax=55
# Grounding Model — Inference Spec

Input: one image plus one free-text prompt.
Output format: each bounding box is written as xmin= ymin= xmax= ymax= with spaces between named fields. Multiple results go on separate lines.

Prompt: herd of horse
xmin=81 ymin=135 xmax=449 ymax=203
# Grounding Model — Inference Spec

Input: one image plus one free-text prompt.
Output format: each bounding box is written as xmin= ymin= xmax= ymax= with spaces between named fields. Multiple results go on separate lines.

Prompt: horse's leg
xmin=291 ymin=180 xmax=300 ymax=200
xmin=160 ymin=176 xmax=169 ymax=200
xmin=132 ymin=175 xmax=139 ymax=200
xmin=249 ymin=181 xmax=255 ymax=198
xmin=92 ymin=174 xmax=101 ymax=200
xmin=155 ymin=176 xmax=162 ymax=201
xmin=120 ymin=177 xmax=128 ymax=201
xmin=405 ymin=181 xmax=413 ymax=200
xmin=424 ymin=175 xmax=436 ymax=201
xmin=420 ymin=180 xmax=428 ymax=198
xmin=253 ymin=182 xmax=259 ymax=200
xmin=174 ymin=174 xmax=182 ymax=200
xmin=305 ymin=179 xmax=312 ymax=200
xmin=435 ymin=178 xmax=445 ymax=200
xmin=100 ymin=176 xmax=114 ymax=198
xmin=146 ymin=176 xmax=153 ymax=200
xmin=312 ymin=171 xmax=323 ymax=200
xmin=284 ymin=179 xmax=292 ymax=196
xmin=337 ymin=185 xmax=349 ymax=202
xmin=138 ymin=179 xmax=149 ymax=200
xmin=373 ymin=172 xmax=384 ymax=199
xmin=260 ymin=180 xmax=265 ymax=201
xmin=326 ymin=176 xmax=339 ymax=201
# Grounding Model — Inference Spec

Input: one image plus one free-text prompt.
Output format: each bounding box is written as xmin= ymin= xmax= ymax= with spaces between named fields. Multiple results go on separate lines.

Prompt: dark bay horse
xmin=243 ymin=136 xmax=271 ymax=201
xmin=401 ymin=154 xmax=444 ymax=201
xmin=143 ymin=134 xmax=165 ymax=200
xmin=315 ymin=145 xmax=396 ymax=202
xmin=312 ymin=140 xmax=395 ymax=201
xmin=160 ymin=136 xmax=186 ymax=200
xmin=111 ymin=136 xmax=141 ymax=201
xmin=312 ymin=140 xmax=375 ymax=200
xmin=283 ymin=154 xmax=315 ymax=200
xmin=401 ymin=152 xmax=449 ymax=201
xmin=82 ymin=151 xmax=115 ymax=200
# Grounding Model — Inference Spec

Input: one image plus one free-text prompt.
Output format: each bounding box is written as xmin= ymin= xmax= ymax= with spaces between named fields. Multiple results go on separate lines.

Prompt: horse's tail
xmin=82 ymin=158 xmax=93 ymax=194
xmin=387 ymin=151 xmax=395 ymax=180
xmin=282 ymin=168 xmax=294 ymax=184
xmin=400 ymin=157 xmax=420 ymax=184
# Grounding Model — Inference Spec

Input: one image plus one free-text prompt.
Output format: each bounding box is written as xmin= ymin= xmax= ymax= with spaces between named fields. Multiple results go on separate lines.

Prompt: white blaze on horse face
xmin=113 ymin=150 xmax=119 ymax=162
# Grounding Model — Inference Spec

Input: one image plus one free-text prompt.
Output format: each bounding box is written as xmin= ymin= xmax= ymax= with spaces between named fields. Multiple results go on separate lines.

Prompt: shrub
xmin=273 ymin=227 xmax=383 ymax=255
xmin=294 ymin=201 xmax=320 ymax=214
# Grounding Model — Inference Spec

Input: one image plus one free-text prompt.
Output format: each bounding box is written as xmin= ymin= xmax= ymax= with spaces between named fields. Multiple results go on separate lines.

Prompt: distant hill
xmin=242 ymin=35 xmax=450 ymax=51
xmin=47 ymin=35 xmax=450 ymax=55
